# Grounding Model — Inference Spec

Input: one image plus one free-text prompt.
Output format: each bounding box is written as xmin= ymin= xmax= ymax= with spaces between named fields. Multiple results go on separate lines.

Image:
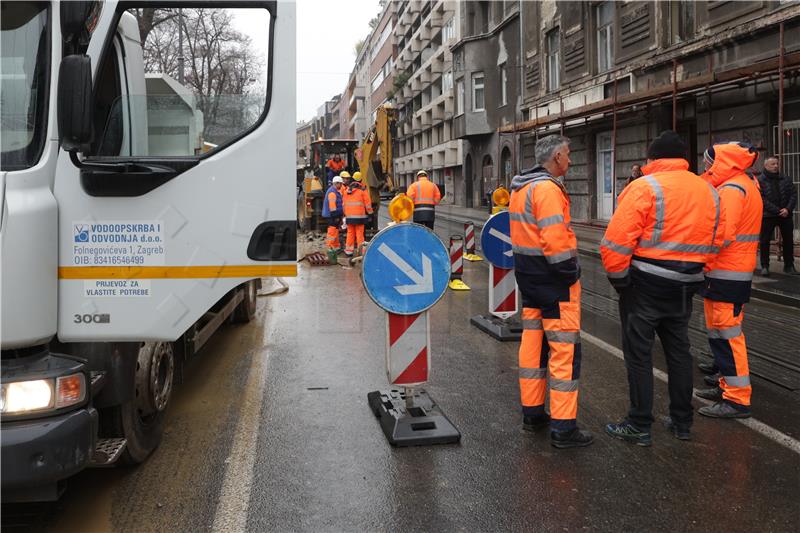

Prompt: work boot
xmin=550 ymin=428 xmax=594 ymax=449
xmin=697 ymin=361 xmax=718 ymax=375
xmin=760 ymin=267 xmax=770 ymax=277
xmin=784 ymin=265 xmax=798 ymax=275
xmin=605 ymin=421 xmax=652 ymax=447
xmin=703 ymin=373 xmax=721 ymax=387
xmin=695 ymin=386 xmax=723 ymax=401
xmin=522 ymin=414 xmax=550 ymax=432
xmin=698 ymin=401 xmax=751 ymax=419
xmin=663 ymin=416 xmax=691 ymax=441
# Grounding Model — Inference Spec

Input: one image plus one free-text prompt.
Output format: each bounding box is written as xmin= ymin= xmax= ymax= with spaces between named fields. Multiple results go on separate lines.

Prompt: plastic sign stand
xmin=470 ymin=211 xmax=522 ymax=341
xmin=463 ymin=222 xmax=483 ymax=262
xmin=361 ymin=223 xmax=460 ymax=446
xmin=448 ymin=234 xmax=470 ymax=291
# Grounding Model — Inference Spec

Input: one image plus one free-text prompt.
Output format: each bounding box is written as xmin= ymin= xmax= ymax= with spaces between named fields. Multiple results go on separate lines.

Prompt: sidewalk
xmin=430 ymin=202 xmax=800 ymax=309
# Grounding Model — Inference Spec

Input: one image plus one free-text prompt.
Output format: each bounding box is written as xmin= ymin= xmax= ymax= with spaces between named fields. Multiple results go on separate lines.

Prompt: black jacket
xmin=758 ymin=171 xmax=796 ymax=218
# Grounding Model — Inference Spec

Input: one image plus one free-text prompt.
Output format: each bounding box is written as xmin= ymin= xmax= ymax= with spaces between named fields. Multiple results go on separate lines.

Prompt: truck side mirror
xmin=60 ymin=1 xmax=95 ymax=43
xmin=58 ymin=54 xmax=93 ymax=152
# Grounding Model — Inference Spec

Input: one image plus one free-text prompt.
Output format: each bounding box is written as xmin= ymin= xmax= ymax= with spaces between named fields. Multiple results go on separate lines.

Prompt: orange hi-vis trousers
xmin=345 ymin=224 xmax=366 ymax=255
xmin=326 ymin=225 xmax=340 ymax=250
xmin=518 ymin=281 xmax=582 ymax=431
xmin=704 ymin=299 xmax=751 ymax=406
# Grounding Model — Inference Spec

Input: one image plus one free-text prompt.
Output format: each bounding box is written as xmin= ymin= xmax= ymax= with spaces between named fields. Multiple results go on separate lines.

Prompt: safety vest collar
xmin=641 ymin=158 xmax=689 ymax=174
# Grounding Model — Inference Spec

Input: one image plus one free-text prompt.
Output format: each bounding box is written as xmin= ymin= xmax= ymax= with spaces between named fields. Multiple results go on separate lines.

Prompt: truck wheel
xmin=107 ymin=341 xmax=175 ymax=465
xmin=231 ymin=279 xmax=258 ymax=323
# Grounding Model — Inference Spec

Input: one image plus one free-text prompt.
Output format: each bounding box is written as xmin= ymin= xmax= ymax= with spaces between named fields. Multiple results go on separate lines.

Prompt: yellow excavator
xmin=356 ymin=104 xmax=397 ymax=236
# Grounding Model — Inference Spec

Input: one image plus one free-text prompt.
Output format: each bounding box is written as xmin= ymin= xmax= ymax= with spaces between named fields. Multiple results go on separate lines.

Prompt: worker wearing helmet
xmin=342 ymin=171 xmax=373 ymax=256
xmin=694 ymin=142 xmax=762 ymax=419
xmin=602 ymin=131 xmax=725 ymax=445
xmin=407 ymin=170 xmax=442 ymax=229
xmin=322 ymin=175 xmax=345 ymax=251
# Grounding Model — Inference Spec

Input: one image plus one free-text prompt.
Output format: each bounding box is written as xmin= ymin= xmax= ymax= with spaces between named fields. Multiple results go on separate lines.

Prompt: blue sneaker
xmin=605 ymin=421 xmax=652 ymax=447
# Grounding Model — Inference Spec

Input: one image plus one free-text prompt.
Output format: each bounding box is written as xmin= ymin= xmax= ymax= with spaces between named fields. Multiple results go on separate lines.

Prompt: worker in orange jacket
xmin=694 ymin=142 xmax=762 ymax=418
xmin=322 ymin=175 xmax=345 ymax=251
xmin=509 ymin=134 xmax=594 ymax=449
xmin=601 ymin=130 xmax=724 ymax=445
xmin=407 ymin=170 xmax=442 ymax=229
xmin=343 ymin=171 xmax=373 ymax=256
xmin=326 ymin=155 xmax=346 ymax=187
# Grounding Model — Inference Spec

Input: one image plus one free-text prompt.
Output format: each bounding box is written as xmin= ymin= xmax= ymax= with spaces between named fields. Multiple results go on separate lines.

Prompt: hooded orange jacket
xmin=601 ymin=158 xmax=725 ymax=294
xmin=700 ymin=143 xmax=762 ymax=303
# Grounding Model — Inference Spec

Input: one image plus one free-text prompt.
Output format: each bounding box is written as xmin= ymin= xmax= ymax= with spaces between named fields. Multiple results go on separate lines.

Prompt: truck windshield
xmin=0 ymin=1 xmax=50 ymax=171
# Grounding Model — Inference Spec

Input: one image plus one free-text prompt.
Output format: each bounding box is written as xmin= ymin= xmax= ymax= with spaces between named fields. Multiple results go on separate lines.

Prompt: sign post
xmin=470 ymin=211 xmax=522 ymax=341
xmin=362 ymin=223 xmax=461 ymax=446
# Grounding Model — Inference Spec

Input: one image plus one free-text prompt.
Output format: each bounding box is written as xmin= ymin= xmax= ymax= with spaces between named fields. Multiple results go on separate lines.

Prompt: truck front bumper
xmin=1 ymin=407 xmax=98 ymax=502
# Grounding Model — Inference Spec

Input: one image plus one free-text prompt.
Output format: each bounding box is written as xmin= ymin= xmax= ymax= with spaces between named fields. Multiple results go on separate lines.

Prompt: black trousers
xmin=414 ymin=218 xmax=434 ymax=230
xmin=618 ymin=288 xmax=694 ymax=430
xmin=760 ymin=216 xmax=795 ymax=269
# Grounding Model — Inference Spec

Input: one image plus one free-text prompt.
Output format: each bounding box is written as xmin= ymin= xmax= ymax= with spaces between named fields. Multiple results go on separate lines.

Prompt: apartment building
xmin=296 ymin=120 xmax=313 ymax=168
xmin=392 ymin=0 xmax=465 ymax=204
xmin=311 ymin=94 xmax=342 ymax=141
xmin=505 ymin=0 xmax=800 ymax=223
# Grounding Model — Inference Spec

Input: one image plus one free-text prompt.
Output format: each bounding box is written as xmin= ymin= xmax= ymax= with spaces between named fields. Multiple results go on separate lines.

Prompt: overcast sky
xmin=296 ymin=0 xmax=380 ymax=123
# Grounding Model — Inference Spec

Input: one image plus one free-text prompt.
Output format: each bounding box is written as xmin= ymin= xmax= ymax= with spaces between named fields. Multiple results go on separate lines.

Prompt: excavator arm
xmin=357 ymin=105 xmax=397 ymax=216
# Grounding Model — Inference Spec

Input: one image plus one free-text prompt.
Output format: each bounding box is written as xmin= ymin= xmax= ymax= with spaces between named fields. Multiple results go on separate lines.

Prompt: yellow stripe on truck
xmin=59 ymin=265 xmax=297 ymax=279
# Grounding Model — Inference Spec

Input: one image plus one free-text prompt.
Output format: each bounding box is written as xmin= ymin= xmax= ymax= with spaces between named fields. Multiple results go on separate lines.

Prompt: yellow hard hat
xmin=339 ymin=171 xmax=351 ymax=179
xmin=352 ymin=171 xmax=363 ymax=181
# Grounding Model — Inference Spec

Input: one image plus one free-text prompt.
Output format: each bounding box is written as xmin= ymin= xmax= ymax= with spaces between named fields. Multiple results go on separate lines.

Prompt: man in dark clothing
xmin=758 ymin=156 xmax=797 ymax=275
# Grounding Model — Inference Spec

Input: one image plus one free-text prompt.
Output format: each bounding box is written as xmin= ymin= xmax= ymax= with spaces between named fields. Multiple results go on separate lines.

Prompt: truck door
xmin=54 ymin=1 xmax=296 ymax=342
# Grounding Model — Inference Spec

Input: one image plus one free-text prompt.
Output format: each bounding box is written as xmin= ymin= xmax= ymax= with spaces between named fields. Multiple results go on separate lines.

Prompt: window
xmin=500 ymin=64 xmax=508 ymax=106
xmin=442 ymin=17 xmax=456 ymax=42
xmin=596 ymin=2 xmax=614 ymax=73
xmin=669 ymin=1 xmax=695 ymax=44
xmin=472 ymin=72 xmax=485 ymax=112
xmin=442 ymin=70 xmax=453 ymax=92
xmin=546 ymin=29 xmax=560 ymax=92
xmin=371 ymin=58 xmax=392 ymax=93
xmin=370 ymin=21 xmax=393 ymax=61
xmin=456 ymin=79 xmax=465 ymax=115
xmin=1 ymin=3 xmax=50 ymax=170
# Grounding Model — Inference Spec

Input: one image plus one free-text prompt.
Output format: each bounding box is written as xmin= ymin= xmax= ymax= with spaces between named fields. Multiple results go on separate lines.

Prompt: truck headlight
xmin=1 ymin=379 xmax=54 ymax=414
xmin=1 ymin=373 xmax=86 ymax=414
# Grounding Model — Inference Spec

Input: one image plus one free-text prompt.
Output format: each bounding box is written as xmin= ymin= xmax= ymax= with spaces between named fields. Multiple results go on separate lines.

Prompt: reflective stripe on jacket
xmin=407 ymin=177 xmax=441 ymax=222
xmin=509 ymin=167 xmax=580 ymax=286
xmin=343 ymin=183 xmax=373 ymax=224
xmin=701 ymin=144 xmax=763 ymax=303
xmin=601 ymin=158 xmax=724 ymax=294
xmin=321 ymin=185 xmax=343 ymax=218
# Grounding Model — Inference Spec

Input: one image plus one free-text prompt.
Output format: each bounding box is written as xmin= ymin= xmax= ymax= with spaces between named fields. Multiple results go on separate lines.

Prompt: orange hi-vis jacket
xmin=326 ymin=158 xmax=346 ymax=174
xmin=601 ymin=158 xmax=724 ymax=294
xmin=701 ymin=143 xmax=763 ymax=303
xmin=509 ymin=168 xmax=580 ymax=285
xmin=407 ymin=177 xmax=441 ymax=222
xmin=343 ymin=182 xmax=373 ymax=224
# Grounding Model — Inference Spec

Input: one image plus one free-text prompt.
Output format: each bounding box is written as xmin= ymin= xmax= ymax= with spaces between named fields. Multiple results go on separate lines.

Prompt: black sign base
xmin=470 ymin=314 xmax=522 ymax=341
xmin=367 ymin=389 xmax=461 ymax=447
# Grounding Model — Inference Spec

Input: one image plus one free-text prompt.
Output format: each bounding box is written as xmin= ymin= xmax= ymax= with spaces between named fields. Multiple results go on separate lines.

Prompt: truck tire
xmin=104 ymin=341 xmax=175 ymax=465
xmin=231 ymin=279 xmax=258 ymax=323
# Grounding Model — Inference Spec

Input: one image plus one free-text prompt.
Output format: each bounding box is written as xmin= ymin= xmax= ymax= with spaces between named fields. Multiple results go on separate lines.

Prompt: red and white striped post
xmin=386 ymin=312 xmax=430 ymax=386
xmin=449 ymin=235 xmax=464 ymax=279
xmin=489 ymin=265 xmax=518 ymax=320
xmin=464 ymin=222 xmax=476 ymax=254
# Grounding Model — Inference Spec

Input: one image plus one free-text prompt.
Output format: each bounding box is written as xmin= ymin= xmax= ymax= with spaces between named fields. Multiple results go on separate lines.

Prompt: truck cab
xmin=1 ymin=0 xmax=296 ymax=501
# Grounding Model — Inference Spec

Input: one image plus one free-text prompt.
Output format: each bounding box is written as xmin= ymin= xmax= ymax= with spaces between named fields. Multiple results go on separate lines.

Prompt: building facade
xmin=296 ymin=120 xmax=313 ymax=168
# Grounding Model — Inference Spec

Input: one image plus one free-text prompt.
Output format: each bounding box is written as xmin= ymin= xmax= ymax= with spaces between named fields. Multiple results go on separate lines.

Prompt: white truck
xmin=0 ymin=0 xmax=296 ymax=502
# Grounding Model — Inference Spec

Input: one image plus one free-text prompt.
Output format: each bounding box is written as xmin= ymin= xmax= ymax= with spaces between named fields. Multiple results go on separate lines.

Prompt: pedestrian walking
xmin=322 ymin=175 xmax=345 ymax=251
xmin=509 ymin=134 xmax=593 ymax=449
xmin=757 ymin=156 xmax=797 ymax=275
xmin=601 ymin=130 xmax=725 ymax=445
xmin=407 ymin=170 xmax=441 ymax=229
xmin=342 ymin=171 xmax=373 ymax=256
xmin=694 ymin=142 xmax=762 ymax=419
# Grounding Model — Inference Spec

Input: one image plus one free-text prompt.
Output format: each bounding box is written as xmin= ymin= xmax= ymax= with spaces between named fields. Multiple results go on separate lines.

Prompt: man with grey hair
xmin=508 ymin=134 xmax=594 ymax=449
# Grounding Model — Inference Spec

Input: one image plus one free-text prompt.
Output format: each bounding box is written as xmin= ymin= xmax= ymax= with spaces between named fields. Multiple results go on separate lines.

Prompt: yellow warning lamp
xmin=388 ymin=193 xmax=414 ymax=223
xmin=492 ymin=187 xmax=510 ymax=214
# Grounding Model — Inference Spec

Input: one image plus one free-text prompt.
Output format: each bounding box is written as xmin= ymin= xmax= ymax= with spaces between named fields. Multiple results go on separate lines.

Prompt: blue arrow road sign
xmin=481 ymin=211 xmax=515 ymax=269
xmin=362 ymin=223 xmax=450 ymax=315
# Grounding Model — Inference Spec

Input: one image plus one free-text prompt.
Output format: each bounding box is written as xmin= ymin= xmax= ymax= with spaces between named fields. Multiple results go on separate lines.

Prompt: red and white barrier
xmin=449 ymin=235 xmax=464 ymax=279
xmin=386 ymin=312 xmax=430 ymax=386
xmin=489 ymin=265 xmax=518 ymax=320
xmin=465 ymin=222 xmax=476 ymax=254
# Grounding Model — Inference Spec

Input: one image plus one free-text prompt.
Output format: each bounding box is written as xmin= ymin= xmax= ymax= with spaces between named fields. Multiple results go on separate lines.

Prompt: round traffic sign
xmin=362 ymin=223 xmax=450 ymax=315
xmin=480 ymin=211 xmax=514 ymax=268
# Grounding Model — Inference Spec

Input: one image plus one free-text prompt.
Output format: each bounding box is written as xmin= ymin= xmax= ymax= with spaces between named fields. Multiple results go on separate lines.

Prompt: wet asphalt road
xmin=7 ymin=215 xmax=800 ymax=532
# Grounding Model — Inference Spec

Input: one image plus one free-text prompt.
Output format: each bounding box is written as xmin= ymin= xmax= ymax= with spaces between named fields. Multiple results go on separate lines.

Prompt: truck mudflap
xmin=1 ymin=407 xmax=98 ymax=502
